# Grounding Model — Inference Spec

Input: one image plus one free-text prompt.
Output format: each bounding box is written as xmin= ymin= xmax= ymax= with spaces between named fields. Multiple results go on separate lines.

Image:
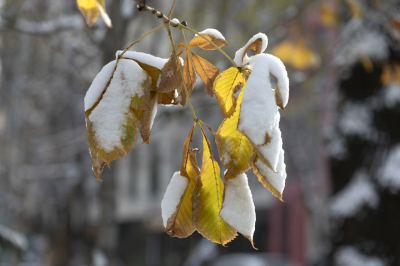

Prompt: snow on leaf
xmin=233 ymin=33 xmax=268 ymax=66
xmin=162 ymin=172 xmax=190 ymax=228
xmin=191 ymin=52 xmax=220 ymax=97
xmin=329 ymin=170 xmax=379 ymax=219
xmin=164 ymin=124 xmax=199 ymax=238
xmin=220 ymin=172 xmax=256 ymax=248
xmin=189 ymin=28 xmax=228 ymax=50
xmin=85 ymin=59 xmax=151 ymax=180
xmin=213 ymin=67 xmax=246 ymax=117
xmin=216 ymin=88 xmax=254 ymax=176
xmin=193 ymin=132 xmax=237 ymax=245
xmin=272 ymin=40 xmax=319 ymax=70
xmin=76 ymin=0 xmax=112 ymax=28
xmin=238 ymin=54 xmax=288 ymax=170
xmin=252 ymin=149 xmax=286 ymax=201
xmin=84 ymin=61 xmax=115 ymax=112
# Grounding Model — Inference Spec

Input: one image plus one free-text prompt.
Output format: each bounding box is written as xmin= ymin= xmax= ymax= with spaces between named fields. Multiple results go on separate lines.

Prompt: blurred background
xmin=1 ymin=0 xmax=400 ymax=265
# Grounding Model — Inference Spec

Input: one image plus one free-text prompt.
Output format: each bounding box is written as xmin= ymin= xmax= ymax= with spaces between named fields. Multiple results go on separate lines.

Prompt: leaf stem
xmin=164 ymin=23 xmax=198 ymax=122
xmin=167 ymin=0 xmax=177 ymax=18
xmin=178 ymin=24 xmax=238 ymax=68
xmin=199 ymin=120 xmax=216 ymax=135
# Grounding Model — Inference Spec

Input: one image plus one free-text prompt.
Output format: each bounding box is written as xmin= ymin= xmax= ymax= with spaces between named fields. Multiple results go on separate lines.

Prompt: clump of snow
xmin=84 ymin=61 xmax=116 ymax=111
xmin=265 ymin=54 xmax=289 ymax=107
xmin=161 ymin=172 xmax=189 ymax=227
xmin=197 ymin=28 xmax=226 ymax=41
xmin=378 ymin=145 xmax=400 ymax=191
xmin=338 ymin=102 xmax=376 ymax=139
xmin=257 ymin=117 xmax=283 ymax=170
xmin=330 ymin=170 xmax=379 ymax=219
xmin=116 ymin=51 xmax=168 ymax=70
xmin=220 ymin=173 xmax=256 ymax=238
xmin=254 ymin=149 xmax=287 ymax=194
xmin=239 ymin=54 xmax=279 ymax=145
xmin=171 ymin=18 xmax=179 ymax=24
xmin=149 ymin=95 xmax=158 ymax=129
xmin=89 ymin=59 xmax=148 ymax=152
xmin=382 ymin=83 xmax=400 ymax=108
xmin=335 ymin=246 xmax=385 ymax=266
xmin=233 ymin=33 xmax=268 ymax=66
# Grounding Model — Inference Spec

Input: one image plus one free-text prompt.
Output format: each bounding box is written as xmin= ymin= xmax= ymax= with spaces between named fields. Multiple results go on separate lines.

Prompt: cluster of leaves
xmin=81 ymin=1 xmax=289 ymax=248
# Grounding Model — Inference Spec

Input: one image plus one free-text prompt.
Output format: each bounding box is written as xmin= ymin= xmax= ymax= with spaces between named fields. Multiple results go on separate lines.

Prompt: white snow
xmin=378 ymin=145 xmax=400 ymax=191
xmin=219 ymin=173 xmax=256 ymax=238
xmin=254 ymin=149 xmax=287 ymax=194
xmin=339 ymin=102 xmax=375 ymax=138
xmin=149 ymin=94 xmax=158 ymax=129
xmin=257 ymin=118 xmax=283 ymax=170
xmin=84 ymin=61 xmax=116 ymax=111
xmin=97 ymin=2 xmax=112 ymax=28
xmin=335 ymin=246 xmax=385 ymax=266
xmin=382 ymin=83 xmax=400 ymax=108
xmin=161 ymin=172 xmax=189 ymax=227
xmin=233 ymin=33 xmax=268 ymax=66
xmin=171 ymin=18 xmax=180 ymax=24
xmin=263 ymin=54 xmax=289 ymax=107
xmin=335 ymin=22 xmax=388 ymax=67
xmin=238 ymin=54 xmax=280 ymax=145
xmin=116 ymin=51 xmax=168 ymax=70
xmin=89 ymin=59 xmax=148 ymax=152
xmin=0 ymin=224 xmax=28 ymax=251
xmin=330 ymin=170 xmax=379 ymax=219
xmin=197 ymin=28 xmax=226 ymax=41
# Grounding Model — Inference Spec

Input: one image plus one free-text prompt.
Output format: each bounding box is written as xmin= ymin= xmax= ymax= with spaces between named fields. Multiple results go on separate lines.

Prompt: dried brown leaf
xmin=188 ymin=34 xmax=228 ymax=50
xmin=191 ymin=52 xmax=220 ymax=97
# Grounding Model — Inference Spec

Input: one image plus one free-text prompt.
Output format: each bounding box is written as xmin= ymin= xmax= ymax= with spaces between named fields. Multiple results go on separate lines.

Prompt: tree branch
xmin=135 ymin=2 xmax=179 ymax=27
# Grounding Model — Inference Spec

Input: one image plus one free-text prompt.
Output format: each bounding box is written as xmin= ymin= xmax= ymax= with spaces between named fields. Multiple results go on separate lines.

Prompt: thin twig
xmin=168 ymin=0 xmax=178 ymax=18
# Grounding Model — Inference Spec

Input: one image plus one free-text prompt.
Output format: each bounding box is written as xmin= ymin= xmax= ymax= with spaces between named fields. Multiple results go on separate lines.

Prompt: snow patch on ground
xmin=378 ymin=145 xmax=400 ymax=191
xmin=330 ymin=170 xmax=379 ymax=219
xmin=161 ymin=172 xmax=189 ymax=227
xmin=220 ymin=173 xmax=256 ymax=238
xmin=335 ymin=246 xmax=386 ymax=266
xmin=89 ymin=59 xmax=148 ymax=152
xmin=84 ymin=61 xmax=116 ymax=111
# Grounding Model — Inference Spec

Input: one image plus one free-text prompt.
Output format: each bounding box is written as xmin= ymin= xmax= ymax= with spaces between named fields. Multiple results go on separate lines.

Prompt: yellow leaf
xmin=251 ymin=155 xmax=283 ymax=201
xmin=213 ymin=67 xmax=246 ymax=117
xmin=180 ymin=52 xmax=197 ymax=106
xmin=345 ymin=0 xmax=363 ymax=19
xmin=320 ymin=2 xmax=337 ymax=26
xmin=193 ymin=132 xmax=237 ymax=245
xmin=158 ymin=56 xmax=182 ymax=93
xmin=272 ymin=40 xmax=319 ymax=70
xmin=191 ymin=52 xmax=220 ymax=97
xmin=216 ymin=88 xmax=254 ymax=176
xmin=189 ymin=34 xmax=228 ymax=50
xmin=165 ymin=124 xmax=199 ymax=238
xmin=76 ymin=0 xmax=112 ymax=28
